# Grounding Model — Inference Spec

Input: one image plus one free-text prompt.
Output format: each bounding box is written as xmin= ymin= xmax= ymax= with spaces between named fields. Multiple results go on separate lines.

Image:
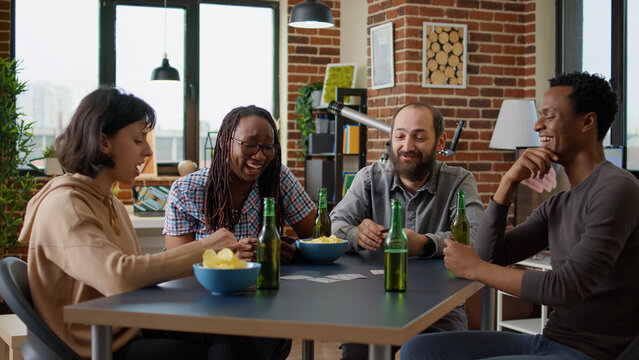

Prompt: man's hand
xmin=280 ymin=236 xmax=297 ymax=264
xmin=236 ymin=237 xmax=257 ymax=261
xmin=357 ymin=219 xmax=385 ymax=251
xmin=505 ymin=147 xmax=559 ymax=184
xmin=494 ymin=147 xmax=559 ymax=205
xmin=405 ymin=229 xmax=427 ymax=256
xmin=443 ymin=236 xmax=483 ymax=280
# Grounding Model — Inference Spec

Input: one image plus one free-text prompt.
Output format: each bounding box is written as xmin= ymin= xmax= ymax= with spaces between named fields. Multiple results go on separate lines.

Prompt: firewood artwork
xmin=422 ymin=22 xmax=468 ymax=89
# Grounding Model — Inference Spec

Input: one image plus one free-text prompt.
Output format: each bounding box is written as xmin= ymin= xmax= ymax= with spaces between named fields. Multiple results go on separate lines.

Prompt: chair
xmin=0 ymin=257 xmax=83 ymax=360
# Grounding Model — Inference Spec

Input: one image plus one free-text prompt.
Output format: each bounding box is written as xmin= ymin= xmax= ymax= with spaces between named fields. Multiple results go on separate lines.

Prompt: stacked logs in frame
xmin=425 ymin=25 xmax=464 ymax=86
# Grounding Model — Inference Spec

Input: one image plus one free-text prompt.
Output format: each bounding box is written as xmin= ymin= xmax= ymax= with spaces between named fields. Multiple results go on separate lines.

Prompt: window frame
xmin=11 ymin=0 xmax=279 ymax=174
xmin=556 ymin=0 xmax=631 ymax=165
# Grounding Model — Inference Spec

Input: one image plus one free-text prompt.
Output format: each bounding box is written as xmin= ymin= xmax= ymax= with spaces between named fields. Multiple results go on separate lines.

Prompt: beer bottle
xmin=313 ymin=188 xmax=331 ymax=238
xmin=257 ymin=197 xmax=280 ymax=289
xmin=384 ymin=199 xmax=408 ymax=292
xmin=451 ymin=189 xmax=469 ymax=245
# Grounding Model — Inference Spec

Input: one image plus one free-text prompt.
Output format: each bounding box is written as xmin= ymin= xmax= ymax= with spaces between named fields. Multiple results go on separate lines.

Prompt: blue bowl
xmin=193 ymin=262 xmax=261 ymax=295
xmin=295 ymin=239 xmax=348 ymax=264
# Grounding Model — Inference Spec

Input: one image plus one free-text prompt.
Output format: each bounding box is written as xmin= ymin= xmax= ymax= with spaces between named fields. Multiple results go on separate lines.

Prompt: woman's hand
xmin=236 ymin=237 xmax=257 ymax=261
xmin=201 ymin=228 xmax=238 ymax=252
xmin=280 ymin=236 xmax=298 ymax=264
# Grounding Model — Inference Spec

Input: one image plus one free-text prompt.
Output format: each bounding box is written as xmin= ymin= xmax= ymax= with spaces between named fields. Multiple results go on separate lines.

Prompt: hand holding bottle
xmin=442 ymin=236 xmax=482 ymax=280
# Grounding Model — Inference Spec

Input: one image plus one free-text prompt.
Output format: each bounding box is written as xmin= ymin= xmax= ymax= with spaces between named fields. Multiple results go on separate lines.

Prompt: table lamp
xmin=489 ymin=99 xmax=540 ymax=150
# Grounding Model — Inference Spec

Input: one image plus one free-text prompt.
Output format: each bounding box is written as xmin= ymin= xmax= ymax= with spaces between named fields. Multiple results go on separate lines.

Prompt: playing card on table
xmin=325 ymin=273 xmax=368 ymax=280
xmin=306 ymin=277 xmax=342 ymax=283
xmin=280 ymin=275 xmax=313 ymax=280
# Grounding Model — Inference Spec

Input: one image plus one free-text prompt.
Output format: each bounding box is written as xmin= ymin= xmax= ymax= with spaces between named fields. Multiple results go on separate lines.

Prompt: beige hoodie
xmin=19 ymin=174 xmax=209 ymax=358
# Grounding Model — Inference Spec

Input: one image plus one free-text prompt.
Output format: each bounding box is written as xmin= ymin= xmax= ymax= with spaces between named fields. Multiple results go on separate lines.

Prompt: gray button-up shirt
xmin=331 ymin=161 xmax=484 ymax=255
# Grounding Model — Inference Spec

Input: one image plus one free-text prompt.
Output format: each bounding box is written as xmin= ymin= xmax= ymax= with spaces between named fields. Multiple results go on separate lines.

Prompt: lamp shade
xmin=489 ymin=99 xmax=540 ymax=150
xmin=151 ymin=56 xmax=180 ymax=81
xmin=289 ymin=0 xmax=334 ymax=29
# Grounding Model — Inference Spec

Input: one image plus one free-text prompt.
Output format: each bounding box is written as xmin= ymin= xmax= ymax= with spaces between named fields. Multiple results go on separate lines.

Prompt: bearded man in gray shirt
xmin=331 ymin=102 xmax=484 ymax=360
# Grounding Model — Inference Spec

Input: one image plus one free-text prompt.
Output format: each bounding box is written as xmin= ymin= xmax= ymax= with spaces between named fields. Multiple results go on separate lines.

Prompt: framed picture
xmin=422 ymin=22 xmax=467 ymax=89
xmin=342 ymin=171 xmax=357 ymax=197
xmin=370 ymin=22 xmax=394 ymax=90
xmin=320 ymin=63 xmax=358 ymax=107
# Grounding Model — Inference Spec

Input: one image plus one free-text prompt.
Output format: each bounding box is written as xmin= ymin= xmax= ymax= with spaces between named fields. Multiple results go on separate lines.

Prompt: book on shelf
xmin=342 ymin=125 xmax=360 ymax=154
xmin=342 ymin=171 xmax=357 ymax=197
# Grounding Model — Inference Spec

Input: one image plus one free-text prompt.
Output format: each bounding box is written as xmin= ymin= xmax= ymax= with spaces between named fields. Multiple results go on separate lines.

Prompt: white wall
xmin=340 ymin=0 xmax=368 ymax=88
xmin=279 ymin=0 xmax=289 ymax=164
xmin=535 ymin=0 xmax=556 ymax=108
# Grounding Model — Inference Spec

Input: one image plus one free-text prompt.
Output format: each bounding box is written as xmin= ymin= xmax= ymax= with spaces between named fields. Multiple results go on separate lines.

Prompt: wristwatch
xmin=422 ymin=236 xmax=436 ymax=258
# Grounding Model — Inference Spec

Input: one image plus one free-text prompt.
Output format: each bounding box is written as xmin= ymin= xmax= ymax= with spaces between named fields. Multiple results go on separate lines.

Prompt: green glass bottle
xmin=257 ymin=197 xmax=280 ymax=289
xmin=384 ymin=199 xmax=408 ymax=292
xmin=451 ymin=189 xmax=469 ymax=245
xmin=313 ymin=188 xmax=331 ymax=238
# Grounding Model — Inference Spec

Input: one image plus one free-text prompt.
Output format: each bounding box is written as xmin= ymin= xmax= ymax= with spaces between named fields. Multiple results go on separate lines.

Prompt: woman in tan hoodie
xmin=18 ymin=88 xmax=291 ymax=360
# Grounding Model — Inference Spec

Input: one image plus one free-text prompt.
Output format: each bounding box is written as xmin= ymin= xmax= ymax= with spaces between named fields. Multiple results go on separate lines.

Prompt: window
xmin=108 ymin=0 xmax=278 ymax=169
xmin=558 ymin=0 xmax=638 ymax=171
xmin=116 ymin=5 xmax=186 ymax=163
xmin=15 ymin=0 xmax=278 ymax=171
xmin=199 ymin=3 xmax=275 ymax=167
xmin=627 ymin=1 xmax=639 ymax=170
xmin=15 ymin=0 xmax=99 ymax=166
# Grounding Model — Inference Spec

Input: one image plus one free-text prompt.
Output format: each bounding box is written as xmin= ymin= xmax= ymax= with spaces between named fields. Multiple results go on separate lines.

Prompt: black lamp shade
xmin=289 ymin=0 xmax=334 ymax=29
xmin=151 ymin=57 xmax=180 ymax=81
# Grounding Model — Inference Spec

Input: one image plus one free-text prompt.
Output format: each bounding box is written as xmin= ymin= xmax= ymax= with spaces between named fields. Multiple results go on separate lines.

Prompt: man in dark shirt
xmin=401 ymin=72 xmax=639 ymax=360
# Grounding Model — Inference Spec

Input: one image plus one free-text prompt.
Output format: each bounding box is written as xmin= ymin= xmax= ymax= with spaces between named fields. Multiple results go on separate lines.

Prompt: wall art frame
xmin=422 ymin=22 xmax=467 ymax=89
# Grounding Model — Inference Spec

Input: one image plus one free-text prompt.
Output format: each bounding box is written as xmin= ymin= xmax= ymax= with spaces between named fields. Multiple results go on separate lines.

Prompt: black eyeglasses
xmin=231 ymin=137 xmax=277 ymax=156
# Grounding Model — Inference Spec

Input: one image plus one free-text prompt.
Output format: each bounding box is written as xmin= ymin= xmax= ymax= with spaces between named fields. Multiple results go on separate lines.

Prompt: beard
xmin=390 ymin=143 xmax=438 ymax=182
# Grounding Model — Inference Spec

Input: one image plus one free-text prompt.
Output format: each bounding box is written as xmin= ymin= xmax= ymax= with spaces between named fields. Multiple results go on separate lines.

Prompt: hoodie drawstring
xmin=104 ymin=196 xmax=121 ymax=235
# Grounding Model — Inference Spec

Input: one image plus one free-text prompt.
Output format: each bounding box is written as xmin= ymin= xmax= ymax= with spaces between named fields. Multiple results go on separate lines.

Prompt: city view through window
xmin=16 ymin=1 xmax=275 ymax=168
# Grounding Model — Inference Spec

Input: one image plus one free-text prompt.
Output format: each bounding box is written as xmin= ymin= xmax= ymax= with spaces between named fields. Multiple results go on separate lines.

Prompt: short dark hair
xmin=391 ymin=102 xmax=444 ymax=137
xmin=549 ymin=72 xmax=618 ymax=140
xmin=56 ymin=88 xmax=156 ymax=177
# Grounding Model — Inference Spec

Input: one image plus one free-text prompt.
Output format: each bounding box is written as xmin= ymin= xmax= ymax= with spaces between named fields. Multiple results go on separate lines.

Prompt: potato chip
xmin=202 ymin=248 xmax=247 ymax=269
xmin=302 ymin=235 xmax=343 ymax=244
xmin=217 ymin=248 xmax=234 ymax=262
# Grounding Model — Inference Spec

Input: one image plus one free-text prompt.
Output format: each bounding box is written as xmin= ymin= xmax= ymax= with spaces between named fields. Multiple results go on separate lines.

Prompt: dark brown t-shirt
xmin=477 ymin=161 xmax=639 ymax=360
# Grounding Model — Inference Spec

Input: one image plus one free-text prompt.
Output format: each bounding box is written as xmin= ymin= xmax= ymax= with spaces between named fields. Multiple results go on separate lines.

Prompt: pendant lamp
xmin=151 ymin=0 xmax=180 ymax=81
xmin=288 ymin=0 xmax=334 ymax=29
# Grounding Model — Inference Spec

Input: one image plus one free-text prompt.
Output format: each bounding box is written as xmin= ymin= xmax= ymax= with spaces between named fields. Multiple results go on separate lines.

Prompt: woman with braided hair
xmin=163 ymin=105 xmax=316 ymax=263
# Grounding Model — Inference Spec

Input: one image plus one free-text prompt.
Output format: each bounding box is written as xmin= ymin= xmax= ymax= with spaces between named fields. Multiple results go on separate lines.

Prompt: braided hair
xmin=203 ymin=105 xmax=284 ymax=234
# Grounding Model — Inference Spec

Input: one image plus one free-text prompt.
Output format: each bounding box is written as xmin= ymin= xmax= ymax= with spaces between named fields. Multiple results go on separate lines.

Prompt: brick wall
xmin=0 ymin=0 xmax=9 ymax=58
xmin=286 ymin=0 xmax=341 ymax=184
xmin=364 ymin=0 xmax=537 ymax=206
xmin=286 ymin=0 xmax=536 ymax=208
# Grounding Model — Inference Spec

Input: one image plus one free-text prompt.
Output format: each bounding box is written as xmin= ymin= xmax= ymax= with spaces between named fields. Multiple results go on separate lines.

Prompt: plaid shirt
xmin=164 ymin=165 xmax=314 ymax=241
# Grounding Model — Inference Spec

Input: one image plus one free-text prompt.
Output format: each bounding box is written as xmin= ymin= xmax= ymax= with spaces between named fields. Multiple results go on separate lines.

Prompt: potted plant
xmin=0 ymin=58 xmax=38 ymax=252
xmin=294 ymin=82 xmax=323 ymax=158
xmin=42 ymin=143 xmax=63 ymax=175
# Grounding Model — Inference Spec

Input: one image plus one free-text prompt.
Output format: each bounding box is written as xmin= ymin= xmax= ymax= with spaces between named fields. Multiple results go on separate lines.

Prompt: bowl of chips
xmin=295 ymin=235 xmax=348 ymax=264
xmin=193 ymin=248 xmax=261 ymax=295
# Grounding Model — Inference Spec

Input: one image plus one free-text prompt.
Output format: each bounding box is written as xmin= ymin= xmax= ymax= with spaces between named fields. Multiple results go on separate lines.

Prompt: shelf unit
xmin=304 ymin=88 xmax=367 ymax=205
xmin=497 ymin=255 xmax=552 ymax=335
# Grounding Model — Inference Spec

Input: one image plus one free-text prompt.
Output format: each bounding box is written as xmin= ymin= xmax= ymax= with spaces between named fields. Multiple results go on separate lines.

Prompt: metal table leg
xmin=369 ymin=344 xmax=391 ymax=360
xmin=480 ymin=286 xmax=495 ymax=330
xmin=302 ymin=339 xmax=314 ymax=360
xmin=92 ymin=325 xmax=112 ymax=360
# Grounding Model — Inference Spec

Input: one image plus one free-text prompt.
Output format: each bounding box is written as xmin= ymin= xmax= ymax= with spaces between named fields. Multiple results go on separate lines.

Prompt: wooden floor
xmin=287 ymin=339 xmax=342 ymax=360
xmin=287 ymin=339 xmax=400 ymax=360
